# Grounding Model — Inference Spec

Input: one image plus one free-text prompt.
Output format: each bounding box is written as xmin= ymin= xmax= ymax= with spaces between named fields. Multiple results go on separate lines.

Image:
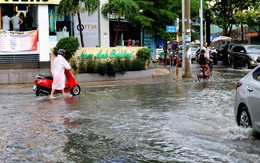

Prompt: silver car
xmin=234 ymin=65 xmax=260 ymax=133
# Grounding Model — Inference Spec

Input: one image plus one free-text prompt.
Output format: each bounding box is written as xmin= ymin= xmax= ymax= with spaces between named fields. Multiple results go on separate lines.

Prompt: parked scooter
xmin=33 ymin=69 xmax=81 ymax=96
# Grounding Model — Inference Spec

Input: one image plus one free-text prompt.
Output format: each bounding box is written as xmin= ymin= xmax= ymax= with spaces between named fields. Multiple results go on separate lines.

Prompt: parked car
xmin=228 ymin=44 xmax=260 ymax=69
xmin=217 ymin=43 xmax=234 ymax=65
xmin=234 ymin=65 xmax=260 ymax=134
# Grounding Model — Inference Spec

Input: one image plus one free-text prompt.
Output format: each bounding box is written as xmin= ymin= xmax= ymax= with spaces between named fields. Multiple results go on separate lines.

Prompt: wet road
xmin=1 ymin=68 xmax=260 ymax=162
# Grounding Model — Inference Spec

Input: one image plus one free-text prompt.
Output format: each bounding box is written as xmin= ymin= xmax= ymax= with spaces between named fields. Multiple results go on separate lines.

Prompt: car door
xmin=246 ymin=67 xmax=260 ymax=124
xmin=235 ymin=46 xmax=246 ymax=66
xmin=231 ymin=46 xmax=241 ymax=65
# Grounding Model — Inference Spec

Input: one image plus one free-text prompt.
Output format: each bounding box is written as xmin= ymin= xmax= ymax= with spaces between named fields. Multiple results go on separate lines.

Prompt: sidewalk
xmin=0 ymin=63 xmax=228 ymax=84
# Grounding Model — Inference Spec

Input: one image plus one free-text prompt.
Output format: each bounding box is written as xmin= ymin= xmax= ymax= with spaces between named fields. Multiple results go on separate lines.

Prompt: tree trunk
xmin=114 ymin=18 xmax=120 ymax=47
xmin=77 ymin=12 xmax=84 ymax=47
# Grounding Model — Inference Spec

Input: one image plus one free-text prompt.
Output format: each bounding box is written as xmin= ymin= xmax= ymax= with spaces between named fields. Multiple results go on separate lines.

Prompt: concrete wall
xmin=0 ymin=69 xmax=156 ymax=84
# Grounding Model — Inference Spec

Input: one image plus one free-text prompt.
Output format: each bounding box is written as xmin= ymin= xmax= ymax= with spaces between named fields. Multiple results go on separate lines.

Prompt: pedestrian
xmin=169 ymin=48 xmax=174 ymax=67
xmin=49 ymin=49 xmax=71 ymax=98
xmin=2 ymin=11 xmax=11 ymax=31
xmin=19 ymin=12 xmax=26 ymax=31
xmin=10 ymin=11 xmax=23 ymax=31
xmin=25 ymin=12 xmax=33 ymax=30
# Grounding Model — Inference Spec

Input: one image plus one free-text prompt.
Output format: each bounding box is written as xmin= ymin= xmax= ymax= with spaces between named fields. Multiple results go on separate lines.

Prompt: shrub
xmin=106 ymin=61 xmax=116 ymax=76
xmin=54 ymin=37 xmax=80 ymax=60
xmin=97 ymin=61 xmax=107 ymax=75
xmin=136 ymin=48 xmax=151 ymax=61
xmin=86 ymin=59 xmax=98 ymax=73
xmin=114 ymin=58 xmax=127 ymax=74
xmin=70 ymin=58 xmax=78 ymax=71
xmin=131 ymin=58 xmax=146 ymax=71
xmin=124 ymin=58 xmax=132 ymax=71
xmin=78 ymin=59 xmax=88 ymax=73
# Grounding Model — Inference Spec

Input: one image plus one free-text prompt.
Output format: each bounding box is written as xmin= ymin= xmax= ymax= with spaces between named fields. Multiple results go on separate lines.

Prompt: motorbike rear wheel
xmin=36 ymin=88 xmax=50 ymax=96
xmin=70 ymin=85 xmax=81 ymax=96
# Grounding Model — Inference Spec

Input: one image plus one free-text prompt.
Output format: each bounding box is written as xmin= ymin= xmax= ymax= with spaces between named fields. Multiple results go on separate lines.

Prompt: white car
xmin=234 ymin=65 xmax=260 ymax=134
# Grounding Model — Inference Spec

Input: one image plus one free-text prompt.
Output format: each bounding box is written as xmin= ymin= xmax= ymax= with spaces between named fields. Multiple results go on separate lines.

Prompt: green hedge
xmin=70 ymin=48 xmax=151 ymax=76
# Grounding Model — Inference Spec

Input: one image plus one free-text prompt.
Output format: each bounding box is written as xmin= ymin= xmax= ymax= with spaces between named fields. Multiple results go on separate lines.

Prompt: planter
xmin=75 ymin=69 xmax=155 ymax=82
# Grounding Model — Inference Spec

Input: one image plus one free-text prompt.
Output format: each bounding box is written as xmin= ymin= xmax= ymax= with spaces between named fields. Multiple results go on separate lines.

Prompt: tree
xmin=209 ymin=0 xmax=260 ymax=36
xmin=235 ymin=9 xmax=260 ymax=37
xmin=57 ymin=0 xmax=100 ymax=47
xmin=101 ymin=0 xmax=139 ymax=47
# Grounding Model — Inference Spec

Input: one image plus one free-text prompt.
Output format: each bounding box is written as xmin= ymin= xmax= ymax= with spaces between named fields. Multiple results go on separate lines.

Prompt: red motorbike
xmin=33 ymin=69 xmax=81 ymax=96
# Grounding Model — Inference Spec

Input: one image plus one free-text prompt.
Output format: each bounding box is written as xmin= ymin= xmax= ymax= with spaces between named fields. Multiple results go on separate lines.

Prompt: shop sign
xmin=75 ymin=47 xmax=143 ymax=60
xmin=1 ymin=0 xmax=61 ymax=5
xmin=77 ymin=49 xmax=133 ymax=59
xmin=0 ymin=30 xmax=38 ymax=52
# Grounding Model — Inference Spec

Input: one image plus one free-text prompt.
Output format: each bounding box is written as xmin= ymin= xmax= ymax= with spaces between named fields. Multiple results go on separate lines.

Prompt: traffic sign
xmin=166 ymin=25 xmax=177 ymax=33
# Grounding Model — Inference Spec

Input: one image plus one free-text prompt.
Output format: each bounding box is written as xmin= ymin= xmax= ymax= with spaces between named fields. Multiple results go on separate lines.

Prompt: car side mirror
xmin=240 ymin=50 xmax=245 ymax=54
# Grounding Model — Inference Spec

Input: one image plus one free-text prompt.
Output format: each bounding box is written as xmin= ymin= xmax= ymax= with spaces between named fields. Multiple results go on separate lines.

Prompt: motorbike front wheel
xmin=70 ymin=85 xmax=81 ymax=96
xmin=36 ymin=88 xmax=50 ymax=96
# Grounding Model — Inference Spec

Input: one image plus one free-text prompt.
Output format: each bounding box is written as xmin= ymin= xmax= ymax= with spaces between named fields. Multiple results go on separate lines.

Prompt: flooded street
xmin=1 ymin=68 xmax=260 ymax=162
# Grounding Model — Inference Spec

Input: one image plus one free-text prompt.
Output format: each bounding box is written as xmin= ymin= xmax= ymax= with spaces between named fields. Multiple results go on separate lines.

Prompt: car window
xmin=233 ymin=46 xmax=242 ymax=52
xmin=252 ymin=67 xmax=260 ymax=81
xmin=246 ymin=46 xmax=260 ymax=53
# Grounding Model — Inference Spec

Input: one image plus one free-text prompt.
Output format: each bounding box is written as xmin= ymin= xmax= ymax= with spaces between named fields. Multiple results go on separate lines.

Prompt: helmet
xmin=57 ymin=49 xmax=66 ymax=57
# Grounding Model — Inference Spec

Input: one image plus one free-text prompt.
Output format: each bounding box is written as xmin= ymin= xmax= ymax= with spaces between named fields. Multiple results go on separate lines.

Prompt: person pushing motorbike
xmin=49 ymin=49 xmax=71 ymax=98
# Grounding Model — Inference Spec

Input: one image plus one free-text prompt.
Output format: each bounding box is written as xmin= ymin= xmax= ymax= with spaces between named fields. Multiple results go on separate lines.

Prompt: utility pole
xmin=200 ymin=0 xmax=203 ymax=49
xmin=182 ymin=0 xmax=192 ymax=78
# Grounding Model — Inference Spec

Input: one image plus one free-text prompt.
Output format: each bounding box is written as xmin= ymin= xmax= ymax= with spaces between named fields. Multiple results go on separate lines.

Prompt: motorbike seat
xmin=38 ymin=74 xmax=53 ymax=80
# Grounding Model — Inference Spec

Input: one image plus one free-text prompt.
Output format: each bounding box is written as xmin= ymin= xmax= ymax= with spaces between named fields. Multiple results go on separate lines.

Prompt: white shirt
xmin=11 ymin=16 xmax=20 ymax=30
xmin=202 ymin=47 xmax=210 ymax=58
xmin=2 ymin=15 xmax=11 ymax=30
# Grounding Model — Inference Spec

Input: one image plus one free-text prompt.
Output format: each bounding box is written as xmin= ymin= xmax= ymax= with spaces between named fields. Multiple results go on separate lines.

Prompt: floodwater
xmin=1 ymin=68 xmax=260 ymax=162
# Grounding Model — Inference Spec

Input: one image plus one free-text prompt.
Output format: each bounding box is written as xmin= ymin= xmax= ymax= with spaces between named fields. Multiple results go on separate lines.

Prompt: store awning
xmin=244 ymin=32 xmax=259 ymax=38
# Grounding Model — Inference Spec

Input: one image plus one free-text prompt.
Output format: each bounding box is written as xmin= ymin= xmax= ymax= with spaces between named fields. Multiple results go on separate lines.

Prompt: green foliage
xmin=136 ymin=48 xmax=151 ymax=60
xmin=106 ymin=61 xmax=116 ymax=76
xmin=70 ymin=58 xmax=78 ymax=71
xmin=97 ymin=61 xmax=107 ymax=75
xmin=54 ymin=37 xmax=79 ymax=60
xmin=77 ymin=57 xmax=144 ymax=76
xmin=114 ymin=58 xmax=127 ymax=74
xmin=131 ymin=58 xmax=146 ymax=71
xmin=124 ymin=58 xmax=132 ymax=71
xmin=86 ymin=58 xmax=98 ymax=73
xmin=78 ymin=59 xmax=88 ymax=73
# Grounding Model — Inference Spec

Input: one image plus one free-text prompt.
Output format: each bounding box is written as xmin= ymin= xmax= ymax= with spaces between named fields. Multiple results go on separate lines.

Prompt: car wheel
xmin=239 ymin=106 xmax=252 ymax=128
xmin=70 ymin=85 xmax=81 ymax=96
xmin=230 ymin=61 xmax=235 ymax=68
xmin=244 ymin=62 xmax=249 ymax=69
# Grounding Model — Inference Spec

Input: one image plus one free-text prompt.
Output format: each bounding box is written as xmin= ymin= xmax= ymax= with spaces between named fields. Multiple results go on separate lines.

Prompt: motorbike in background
xmin=33 ymin=69 xmax=81 ymax=96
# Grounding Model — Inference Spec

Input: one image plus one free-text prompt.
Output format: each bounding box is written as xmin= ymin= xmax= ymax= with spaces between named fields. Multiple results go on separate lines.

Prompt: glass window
xmin=252 ymin=67 xmax=260 ymax=81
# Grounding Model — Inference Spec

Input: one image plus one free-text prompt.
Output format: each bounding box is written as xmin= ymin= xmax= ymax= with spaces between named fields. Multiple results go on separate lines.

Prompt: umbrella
xmin=211 ymin=36 xmax=232 ymax=43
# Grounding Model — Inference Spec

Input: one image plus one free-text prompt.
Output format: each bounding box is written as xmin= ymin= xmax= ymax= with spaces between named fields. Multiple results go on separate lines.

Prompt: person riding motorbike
xmin=198 ymin=49 xmax=213 ymax=77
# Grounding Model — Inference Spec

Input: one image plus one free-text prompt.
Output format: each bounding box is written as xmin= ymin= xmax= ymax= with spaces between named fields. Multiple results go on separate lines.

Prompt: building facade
xmin=0 ymin=0 xmax=110 ymax=70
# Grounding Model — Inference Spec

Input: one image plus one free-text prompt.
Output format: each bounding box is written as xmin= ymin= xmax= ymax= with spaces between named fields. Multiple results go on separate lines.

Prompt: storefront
xmin=0 ymin=0 xmax=74 ymax=69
